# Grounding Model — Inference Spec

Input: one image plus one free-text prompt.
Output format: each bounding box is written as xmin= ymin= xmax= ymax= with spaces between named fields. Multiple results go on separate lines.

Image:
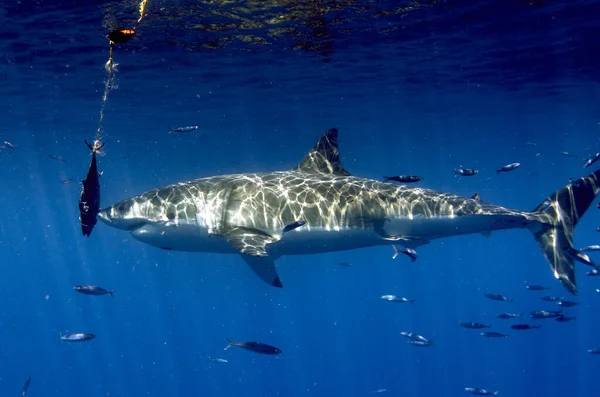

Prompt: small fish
xmin=471 ymin=193 xmax=481 ymax=201
xmin=530 ymin=309 xmax=563 ymax=319
xmin=561 ymin=151 xmax=579 ymax=158
xmin=497 ymin=162 xmax=520 ymax=174
xmin=60 ymin=332 xmax=95 ymax=342
xmin=556 ymin=315 xmax=575 ymax=323
xmin=337 ymin=262 xmax=353 ymax=267
xmin=408 ymin=339 xmax=435 ymax=347
xmin=465 ymin=388 xmax=499 ymax=396
xmin=48 ymin=154 xmax=67 ymax=163
xmin=224 ymin=339 xmax=282 ymax=355
xmin=380 ymin=295 xmax=415 ymax=303
xmin=563 ymin=247 xmax=597 ymax=268
xmin=454 ymin=168 xmax=478 ymax=176
xmin=73 ymin=285 xmax=114 ymax=296
xmin=556 ymin=300 xmax=580 ymax=307
xmin=541 ymin=296 xmax=564 ymax=302
xmin=383 ymin=175 xmax=423 ymax=183
xmin=372 ymin=389 xmax=387 ymax=394
xmin=282 ymin=220 xmax=306 ymax=233
xmin=400 ymin=332 xmax=428 ymax=342
xmin=2 ymin=141 xmax=16 ymax=152
xmin=526 ymin=285 xmax=550 ymax=291
xmin=596 ymin=227 xmax=600 ymax=232
xmin=580 ymin=245 xmax=600 ymax=252
xmin=22 ymin=375 xmax=31 ymax=397
xmin=522 ymin=142 xmax=537 ymax=147
xmin=497 ymin=313 xmax=522 ymax=319
xmin=460 ymin=322 xmax=490 ymax=329
xmin=588 ymin=348 xmax=600 ymax=354
xmin=168 ymin=125 xmax=199 ymax=134
xmin=391 ymin=245 xmax=417 ymax=261
xmin=60 ymin=178 xmax=74 ymax=184
xmin=584 ymin=153 xmax=600 ymax=168
xmin=208 ymin=357 xmax=228 ymax=363
xmin=480 ymin=331 xmax=508 ymax=338
xmin=484 ymin=293 xmax=514 ymax=302
xmin=511 ymin=324 xmax=541 ymax=330
xmin=587 ymin=268 xmax=599 ymax=276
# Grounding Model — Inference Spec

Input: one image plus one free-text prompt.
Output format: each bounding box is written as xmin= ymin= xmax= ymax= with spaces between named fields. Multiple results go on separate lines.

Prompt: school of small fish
xmin=3 ymin=129 xmax=598 ymax=397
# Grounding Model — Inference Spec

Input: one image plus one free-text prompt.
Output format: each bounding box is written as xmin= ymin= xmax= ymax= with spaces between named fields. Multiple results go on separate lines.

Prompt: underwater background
xmin=1 ymin=0 xmax=600 ymax=395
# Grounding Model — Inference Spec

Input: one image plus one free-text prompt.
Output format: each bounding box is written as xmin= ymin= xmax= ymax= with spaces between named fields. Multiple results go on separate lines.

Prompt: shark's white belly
xmin=131 ymin=222 xmax=386 ymax=255
xmin=130 ymin=213 xmax=530 ymax=256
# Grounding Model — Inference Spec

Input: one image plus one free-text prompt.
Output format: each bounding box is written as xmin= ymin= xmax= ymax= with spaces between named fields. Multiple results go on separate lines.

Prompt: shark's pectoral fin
xmin=224 ymin=227 xmax=279 ymax=256
xmin=224 ymin=228 xmax=283 ymax=288
xmin=241 ymin=255 xmax=283 ymax=288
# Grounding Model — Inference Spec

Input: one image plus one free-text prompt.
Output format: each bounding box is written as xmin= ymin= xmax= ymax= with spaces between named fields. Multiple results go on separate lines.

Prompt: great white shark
xmin=98 ymin=128 xmax=600 ymax=294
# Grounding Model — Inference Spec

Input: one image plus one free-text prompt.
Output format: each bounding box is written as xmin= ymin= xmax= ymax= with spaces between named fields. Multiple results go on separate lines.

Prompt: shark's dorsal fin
xmin=293 ymin=128 xmax=351 ymax=176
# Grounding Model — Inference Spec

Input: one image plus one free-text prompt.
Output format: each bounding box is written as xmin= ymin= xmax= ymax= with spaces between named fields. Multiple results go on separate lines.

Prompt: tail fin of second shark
xmin=532 ymin=168 xmax=600 ymax=295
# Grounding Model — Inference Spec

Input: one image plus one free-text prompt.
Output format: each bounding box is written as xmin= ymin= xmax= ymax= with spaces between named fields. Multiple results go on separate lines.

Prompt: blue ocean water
xmin=1 ymin=0 xmax=600 ymax=395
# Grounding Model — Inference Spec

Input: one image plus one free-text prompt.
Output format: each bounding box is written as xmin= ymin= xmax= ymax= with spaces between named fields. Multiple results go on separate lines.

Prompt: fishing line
xmin=95 ymin=0 xmax=149 ymax=146
xmin=79 ymin=0 xmax=149 ymax=237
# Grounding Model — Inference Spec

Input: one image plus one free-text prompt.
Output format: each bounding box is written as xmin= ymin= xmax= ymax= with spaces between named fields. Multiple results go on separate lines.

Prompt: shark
xmin=98 ymin=128 xmax=600 ymax=294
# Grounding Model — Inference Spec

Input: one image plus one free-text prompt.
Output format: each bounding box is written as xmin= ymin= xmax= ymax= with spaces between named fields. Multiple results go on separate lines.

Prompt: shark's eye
xmin=117 ymin=202 xmax=132 ymax=213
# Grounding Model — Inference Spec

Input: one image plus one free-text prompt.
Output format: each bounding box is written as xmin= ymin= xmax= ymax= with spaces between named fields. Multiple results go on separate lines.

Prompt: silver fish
xmin=564 ymin=247 xmax=597 ymax=268
xmin=465 ymin=387 xmax=499 ymax=396
xmin=496 ymin=162 xmax=520 ymax=174
xmin=392 ymin=245 xmax=417 ymax=261
xmin=496 ymin=313 xmax=522 ymax=319
xmin=400 ymin=332 xmax=428 ymax=342
xmin=530 ymin=309 xmax=563 ymax=319
xmin=22 ymin=376 xmax=31 ymax=397
xmin=480 ymin=331 xmax=508 ymax=338
xmin=168 ymin=126 xmax=199 ymax=134
xmin=60 ymin=332 xmax=95 ymax=342
xmin=454 ymin=168 xmax=478 ymax=176
xmin=484 ymin=293 xmax=514 ymax=302
xmin=408 ymin=339 xmax=435 ymax=347
xmin=584 ymin=153 xmax=600 ymax=168
xmin=380 ymin=295 xmax=415 ymax=303
xmin=580 ymin=245 xmax=600 ymax=252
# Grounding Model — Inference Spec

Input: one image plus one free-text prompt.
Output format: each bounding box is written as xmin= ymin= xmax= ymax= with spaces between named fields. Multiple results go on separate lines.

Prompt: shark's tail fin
xmin=532 ymin=168 xmax=600 ymax=295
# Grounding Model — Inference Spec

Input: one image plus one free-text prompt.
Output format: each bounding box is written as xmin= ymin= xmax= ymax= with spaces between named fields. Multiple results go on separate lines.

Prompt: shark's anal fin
xmin=224 ymin=227 xmax=283 ymax=288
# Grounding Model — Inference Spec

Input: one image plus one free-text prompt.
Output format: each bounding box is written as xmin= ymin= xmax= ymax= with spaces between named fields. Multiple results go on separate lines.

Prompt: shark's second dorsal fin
xmin=293 ymin=128 xmax=351 ymax=176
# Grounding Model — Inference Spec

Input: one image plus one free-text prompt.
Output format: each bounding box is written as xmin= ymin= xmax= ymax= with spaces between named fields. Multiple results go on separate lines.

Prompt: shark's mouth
xmin=97 ymin=208 xmax=149 ymax=232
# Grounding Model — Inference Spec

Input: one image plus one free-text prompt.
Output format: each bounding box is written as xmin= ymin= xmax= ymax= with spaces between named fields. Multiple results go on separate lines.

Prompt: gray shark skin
xmin=98 ymin=128 xmax=600 ymax=294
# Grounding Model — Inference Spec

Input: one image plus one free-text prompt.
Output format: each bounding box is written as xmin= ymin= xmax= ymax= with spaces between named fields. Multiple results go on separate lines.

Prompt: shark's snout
xmin=97 ymin=204 xmax=147 ymax=231
xmin=97 ymin=208 xmax=110 ymax=224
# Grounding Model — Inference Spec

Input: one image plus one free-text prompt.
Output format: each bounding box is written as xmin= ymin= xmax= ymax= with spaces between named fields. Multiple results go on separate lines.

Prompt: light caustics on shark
xmin=98 ymin=128 xmax=600 ymax=294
